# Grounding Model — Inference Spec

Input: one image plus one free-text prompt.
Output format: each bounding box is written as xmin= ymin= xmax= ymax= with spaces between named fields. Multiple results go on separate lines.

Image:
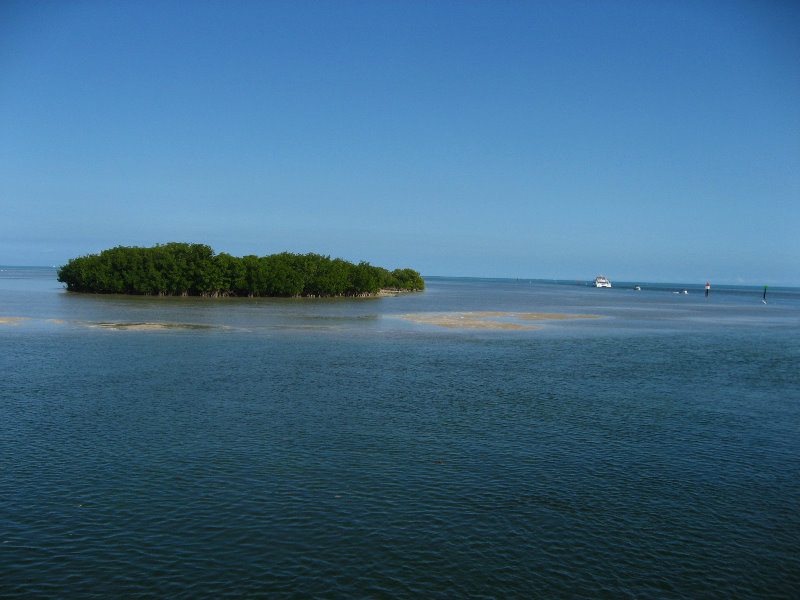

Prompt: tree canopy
xmin=57 ymin=243 xmax=424 ymax=297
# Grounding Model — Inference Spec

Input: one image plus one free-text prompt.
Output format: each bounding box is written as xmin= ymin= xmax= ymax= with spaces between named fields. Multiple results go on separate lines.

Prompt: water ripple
xmin=3 ymin=289 xmax=799 ymax=599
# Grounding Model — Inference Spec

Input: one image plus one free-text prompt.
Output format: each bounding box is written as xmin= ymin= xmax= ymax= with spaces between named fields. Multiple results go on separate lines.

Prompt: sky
xmin=1 ymin=1 xmax=798 ymax=284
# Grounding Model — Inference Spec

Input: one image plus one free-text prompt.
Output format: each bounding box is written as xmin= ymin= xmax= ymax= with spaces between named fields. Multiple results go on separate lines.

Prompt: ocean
xmin=2 ymin=267 xmax=799 ymax=599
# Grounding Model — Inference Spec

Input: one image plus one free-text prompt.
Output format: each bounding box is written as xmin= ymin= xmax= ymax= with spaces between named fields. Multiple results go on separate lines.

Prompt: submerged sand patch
xmin=88 ymin=322 xmax=217 ymax=331
xmin=0 ymin=317 xmax=29 ymax=325
xmin=516 ymin=312 xmax=602 ymax=321
xmin=394 ymin=311 xmax=602 ymax=330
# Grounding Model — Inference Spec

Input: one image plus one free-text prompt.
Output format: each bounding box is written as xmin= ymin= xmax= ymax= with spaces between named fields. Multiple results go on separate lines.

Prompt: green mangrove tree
xmin=58 ymin=243 xmax=425 ymax=297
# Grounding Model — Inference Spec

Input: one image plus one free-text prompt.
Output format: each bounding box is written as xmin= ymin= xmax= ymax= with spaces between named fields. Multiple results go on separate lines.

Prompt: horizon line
xmin=1 ymin=265 xmax=795 ymax=288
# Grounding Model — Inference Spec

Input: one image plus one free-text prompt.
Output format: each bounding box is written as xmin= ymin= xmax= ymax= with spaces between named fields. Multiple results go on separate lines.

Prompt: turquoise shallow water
xmin=2 ymin=268 xmax=799 ymax=598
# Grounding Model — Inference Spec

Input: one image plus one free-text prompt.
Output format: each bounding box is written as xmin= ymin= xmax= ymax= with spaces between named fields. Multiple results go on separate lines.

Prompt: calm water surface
xmin=2 ymin=268 xmax=799 ymax=598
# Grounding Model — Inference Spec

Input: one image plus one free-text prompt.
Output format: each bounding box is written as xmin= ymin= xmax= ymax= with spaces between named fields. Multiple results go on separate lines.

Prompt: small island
xmin=57 ymin=243 xmax=424 ymax=297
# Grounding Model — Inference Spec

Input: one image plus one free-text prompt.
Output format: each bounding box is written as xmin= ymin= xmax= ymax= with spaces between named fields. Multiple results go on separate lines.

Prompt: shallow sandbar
xmin=394 ymin=311 xmax=602 ymax=330
xmin=89 ymin=322 xmax=216 ymax=331
xmin=0 ymin=317 xmax=29 ymax=325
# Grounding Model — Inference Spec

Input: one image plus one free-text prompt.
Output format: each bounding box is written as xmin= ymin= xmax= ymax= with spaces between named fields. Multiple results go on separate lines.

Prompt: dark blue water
xmin=2 ymin=268 xmax=799 ymax=598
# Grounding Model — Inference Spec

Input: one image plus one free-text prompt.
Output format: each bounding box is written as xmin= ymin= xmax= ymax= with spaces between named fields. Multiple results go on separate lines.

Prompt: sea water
xmin=2 ymin=268 xmax=799 ymax=599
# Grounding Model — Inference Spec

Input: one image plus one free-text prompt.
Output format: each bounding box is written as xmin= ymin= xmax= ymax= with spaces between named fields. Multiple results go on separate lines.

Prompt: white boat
xmin=594 ymin=276 xmax=611 ymax=288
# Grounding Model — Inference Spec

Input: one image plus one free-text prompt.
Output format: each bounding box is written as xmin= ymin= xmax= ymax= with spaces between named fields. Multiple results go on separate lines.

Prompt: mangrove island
xmin=58 ymin=243 xmax=425 ymax=297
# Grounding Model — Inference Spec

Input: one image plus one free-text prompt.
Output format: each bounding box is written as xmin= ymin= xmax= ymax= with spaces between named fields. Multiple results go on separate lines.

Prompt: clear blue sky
xmin=2 ymin=1 xmax=798 ymax=284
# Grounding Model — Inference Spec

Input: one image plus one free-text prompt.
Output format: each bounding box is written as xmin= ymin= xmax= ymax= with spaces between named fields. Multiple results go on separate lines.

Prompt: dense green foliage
xmin=57 ymin=243 xmax=424 ymax=297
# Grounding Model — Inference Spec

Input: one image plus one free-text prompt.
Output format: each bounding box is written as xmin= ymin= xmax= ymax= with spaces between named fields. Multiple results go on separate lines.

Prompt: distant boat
xmin=594 ymin=276 xmax=611 ymax=288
